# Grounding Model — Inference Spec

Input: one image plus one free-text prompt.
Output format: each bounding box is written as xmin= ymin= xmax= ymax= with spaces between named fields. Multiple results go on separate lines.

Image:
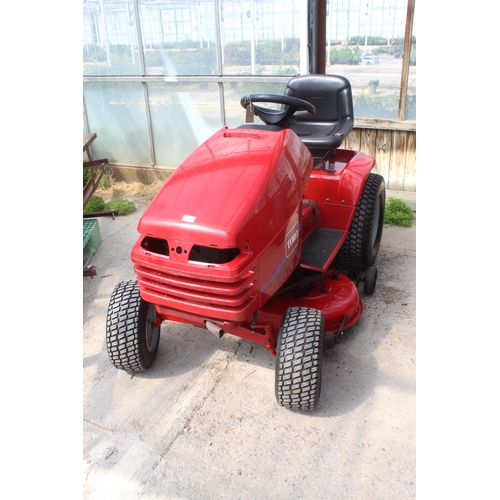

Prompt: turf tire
xmin=335 ymin=173 xmax=386 ymax=271
xmin=106 ymin=280 xmax=160 ymax=372
xmin=275 ymin=307 xmax=325 ymax=410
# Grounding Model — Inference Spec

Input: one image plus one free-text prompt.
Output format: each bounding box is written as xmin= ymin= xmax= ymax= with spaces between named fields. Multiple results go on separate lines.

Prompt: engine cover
xmin=131 ymin=126 xmax=314 ymax=323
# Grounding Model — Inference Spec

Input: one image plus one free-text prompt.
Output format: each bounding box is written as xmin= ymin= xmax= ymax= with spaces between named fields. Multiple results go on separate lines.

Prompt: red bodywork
xmin=131 ymin=126 xmax=375 ymax=355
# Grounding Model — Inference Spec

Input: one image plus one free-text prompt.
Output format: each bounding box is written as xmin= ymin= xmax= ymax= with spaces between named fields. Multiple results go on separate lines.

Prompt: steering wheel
xmin=240 ymin=94 xmax=315 ymax=127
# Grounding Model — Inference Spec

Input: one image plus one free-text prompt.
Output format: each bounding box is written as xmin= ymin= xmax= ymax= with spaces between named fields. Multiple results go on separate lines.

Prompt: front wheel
xmin=106 ymin=280 xmax=161 ymax=372
xmin=335 ymin=173 xmax=386 ymax=271
xmin=275 ymin=307 xmax=325 ymax=410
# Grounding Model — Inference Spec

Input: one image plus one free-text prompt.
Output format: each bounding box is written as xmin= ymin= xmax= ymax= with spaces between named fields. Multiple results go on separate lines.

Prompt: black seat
xmin=284 ymin=74 xmax=354 ymax=159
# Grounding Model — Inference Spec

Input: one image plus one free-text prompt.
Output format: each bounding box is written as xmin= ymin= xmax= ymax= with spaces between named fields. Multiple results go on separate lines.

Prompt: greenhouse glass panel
xmin=148 ymin=82 xmax=222 ymax=167
xmin=139 ymin=0 xmax=218 ymax=76
xmin=220 ymin=0 xmax=303 ymax=76
xmin=83 ymin=0 xmax=142 ymax=76
xmin=326 ymin=0 xmax=410 ymax=120
xmin=84 ymin=82 xmax=150 ymax=165
xmin=223 ymin=81 xmax=288 ymax=129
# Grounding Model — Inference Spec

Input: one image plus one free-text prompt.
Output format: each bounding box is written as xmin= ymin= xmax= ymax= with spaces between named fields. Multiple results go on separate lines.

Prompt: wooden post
xmin=398 ymin=0 xmax=415 ymax=120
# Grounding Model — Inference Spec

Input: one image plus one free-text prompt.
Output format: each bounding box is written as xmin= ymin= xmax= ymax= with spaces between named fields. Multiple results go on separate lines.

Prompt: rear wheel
xmin=364 ymin=265 xmax=378 ymax=295
xmin=106 ymin=280 xmax=160 ymax=372
xmin=275 ymin=307 xmax=325 ymax=410
xmin=335 ymin=173 xmax=386 ymax=271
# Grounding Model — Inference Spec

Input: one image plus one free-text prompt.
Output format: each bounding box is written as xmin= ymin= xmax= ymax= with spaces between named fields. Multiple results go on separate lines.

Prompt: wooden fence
xmin=344 ymin=124 xmax=416 ymax=192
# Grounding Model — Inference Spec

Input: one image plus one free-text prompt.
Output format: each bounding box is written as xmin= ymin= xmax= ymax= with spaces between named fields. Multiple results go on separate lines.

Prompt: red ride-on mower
xmin=106 ymin=75 xmax=386 ymax=410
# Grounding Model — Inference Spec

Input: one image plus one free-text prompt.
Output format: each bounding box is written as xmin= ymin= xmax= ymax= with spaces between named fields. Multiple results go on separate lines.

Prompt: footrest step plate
xmin=300 ymin=227 xmax=344 ymax=271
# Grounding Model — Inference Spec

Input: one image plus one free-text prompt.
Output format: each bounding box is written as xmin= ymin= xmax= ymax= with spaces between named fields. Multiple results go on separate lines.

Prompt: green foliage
xmin=410 ymin=44 xmax=416 ymax=66
xmin=106 ymin=199 xmax=136 ymax=216
xmin=224 ymin=41 xmax=251 ymax=65
xmin=158 ymin=40 xmax=201 ymax=50
xmin=83 ymin=170 xmax=111 ymax=189
xmin=348 ymin=36 xmax=390 ymax=46
xmin=84 ymin=42 xmax=217 ymax=75
xmin=368 ymin=79 xmax=379 ymax=87
xmin=257 ymin=39 xmax=285 ymax=64
xmin=273 ymin=65 xmax=298 ymax=75
xmin=84 ymin=196 xmax=136 ymax=216
xmin=86 ymin=39 xmax=301 ymax=74
xmin=237 ymin=81 xmax=287 ymax=96
xmin=354 ymin=91 xmax=400 ymax=119
xmin=384 ymin=197 xmax=414 ymax=227
xmin=223 ymin=39 xmax=300 ymax=67
xmin=84 ymin=196 xmax=106 ymax=213
xmin=375 ymin=45 xmax=395 ymax=55
xmin=165 ymin=48 xmax=217 ymax=74
xmin=329 ymin=45 xmax=361 ymax=65
xmin=406 ymin=94 xmax=416 ymax=120
xmin=83 ymin=168 xmax=92 ymax=186
xmin=83 ymin=44 xmax=142 ymax=75
xmin=145 ymin=50 xmax=164 ymax=67
xmin=378 ymin=44 xmax=415 ymax=63
xmin=83 ymin=44 xmax=107 ymax=63
xmin=348 ymin=36 xmax=413 ymax=47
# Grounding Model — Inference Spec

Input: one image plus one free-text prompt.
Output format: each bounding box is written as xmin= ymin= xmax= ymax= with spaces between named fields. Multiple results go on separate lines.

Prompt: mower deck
xmin=259 ymin=270 xmax=363 ymax=335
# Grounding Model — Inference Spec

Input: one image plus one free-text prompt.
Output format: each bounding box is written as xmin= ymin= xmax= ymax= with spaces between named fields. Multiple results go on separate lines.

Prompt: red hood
xmin=137 ymin=127 xmax=312 ymax=249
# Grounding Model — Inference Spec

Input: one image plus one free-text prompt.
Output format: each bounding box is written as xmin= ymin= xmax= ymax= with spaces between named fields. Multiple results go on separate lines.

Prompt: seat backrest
xmin=284 ymin=74 xmax=353 ymax=124
xmin=283 ymin=74 xmax=354 ymax=158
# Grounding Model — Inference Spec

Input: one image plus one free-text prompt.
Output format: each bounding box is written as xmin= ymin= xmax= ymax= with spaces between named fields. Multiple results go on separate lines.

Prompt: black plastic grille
xmin=189 ymin=245 xmax=240 ymax=264
xmin=141 ymin=236 xmax=169 ymax=256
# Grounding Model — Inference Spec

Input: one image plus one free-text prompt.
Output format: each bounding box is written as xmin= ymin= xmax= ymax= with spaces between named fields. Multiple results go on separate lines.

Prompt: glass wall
xmin=148 ymin=82 xmax=221 ymax=166
xmin=223 ymin=80 xmax=289 ymax=128
xmin=83 ymin=0 xmax=416 ymax=167
xmin=326 ymin=0 xmax=415 ymax=120
xmin=219 ymin=0 xmax=303 ymax=75
xmin=140 ymin=0 xmax=219 ymax=76
xmin=84 ymin=81 xmax=151 ymax=164
xmin=83 ymin=0 xmax=143 ymax=76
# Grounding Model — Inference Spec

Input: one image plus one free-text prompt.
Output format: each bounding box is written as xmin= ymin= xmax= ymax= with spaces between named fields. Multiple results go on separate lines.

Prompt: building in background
xmin=83 ymin=0 xmax=415 ymax=170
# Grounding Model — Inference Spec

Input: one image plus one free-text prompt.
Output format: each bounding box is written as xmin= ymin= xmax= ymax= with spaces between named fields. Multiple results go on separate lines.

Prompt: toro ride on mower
xmin=105 ymin=74 xmax=386 ymax=411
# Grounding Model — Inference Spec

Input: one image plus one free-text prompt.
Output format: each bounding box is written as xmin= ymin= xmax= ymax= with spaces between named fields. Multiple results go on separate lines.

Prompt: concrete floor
xmin=83 ymin=197 xmax=416 ymax=499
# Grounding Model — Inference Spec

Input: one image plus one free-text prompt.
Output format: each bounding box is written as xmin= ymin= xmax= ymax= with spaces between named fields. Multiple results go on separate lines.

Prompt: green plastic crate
xmin=83 ymin=219 xmax=101 ymax=267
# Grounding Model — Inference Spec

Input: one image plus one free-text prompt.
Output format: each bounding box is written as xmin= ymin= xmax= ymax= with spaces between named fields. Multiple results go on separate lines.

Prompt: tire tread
xmin=275 ymin=307 xmax=325 ymax=410
xmin=335 ymin=173 xmax=385 ymax=270
xmin=106 ymin=280 xmax=158 ymax=372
